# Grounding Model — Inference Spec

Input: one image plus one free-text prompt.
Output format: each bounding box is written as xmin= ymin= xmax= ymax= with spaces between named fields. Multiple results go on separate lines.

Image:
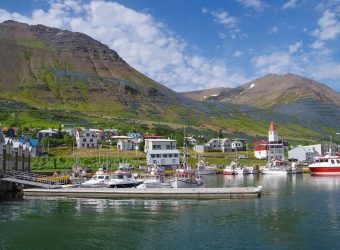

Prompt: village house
xmin=18 ymin=138 xmax=41 ymax=157
xmin=117 ymin=138 xmax=140 ymax=151
xmin=76 ymin=129 xmax=98 ymax=148
xmin=205 ymin=138 xmax=231 ymax=152
xmin=127 ymin=132 xmax=142 ymax=139
xmin=37 ymin=129 xmax=58 ymax=140
xmin=103 ymin=129 xmax=119 ymax=140
xmin=2 ymin=127 xmax=17 ymax=138
xmin=144 ymin=139 xmax=180 ymax=170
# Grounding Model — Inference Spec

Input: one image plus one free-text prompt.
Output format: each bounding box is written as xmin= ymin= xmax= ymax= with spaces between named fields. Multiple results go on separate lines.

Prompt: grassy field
xmin=32 ymin=146 xmax=267 ymax=171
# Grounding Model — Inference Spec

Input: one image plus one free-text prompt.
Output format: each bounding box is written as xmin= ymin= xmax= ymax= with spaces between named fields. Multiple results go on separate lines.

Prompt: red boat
xmin=309 ymin=154 xmax=340 ymax=175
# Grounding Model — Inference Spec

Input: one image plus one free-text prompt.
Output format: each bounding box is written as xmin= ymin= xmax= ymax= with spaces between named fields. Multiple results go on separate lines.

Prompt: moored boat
xmin=81 ymin=170 xmax=110 ymax=187
xmin=194 ymin=160 xmax=217 ymax=175
xmin=309 ymin=154 xmax=340 ymax=175
xmin=137 ymin=173 xmax=171 ymax=188
xmin=108 ymin=171 xmax=143 ymax=188
xmin=169 ymin=170 xmax=203 ymax=188
xmin=223 ymin=161 xmax=238 ymax=175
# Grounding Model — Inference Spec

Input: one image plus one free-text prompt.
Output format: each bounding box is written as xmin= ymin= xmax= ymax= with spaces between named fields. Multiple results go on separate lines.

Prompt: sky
xmin=0 ymin=0 xmax=340 ymax=92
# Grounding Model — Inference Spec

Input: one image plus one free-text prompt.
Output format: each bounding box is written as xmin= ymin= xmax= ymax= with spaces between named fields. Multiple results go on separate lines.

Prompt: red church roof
xmin=268 ymin=121 xmax=277 ymax=131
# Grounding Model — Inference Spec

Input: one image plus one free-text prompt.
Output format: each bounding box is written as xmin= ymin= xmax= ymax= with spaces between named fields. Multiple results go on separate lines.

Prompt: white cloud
xmin=288 ymin=40 xmax=302 ymax=53
xmin=269 ymin=26 xmax=278 ymax=34
xmin=202 ymin=8 xmax=236 ymax=28
xmin=252 ymin=51 xmax=294 ymax=75
xmin=236 ymin=0 xmax=266 ymax=12
xmin=0 ymin=0 xmax=248 ymax=91
xmin=234 ymin=51 xmax=244 ymax=57
xmin=282 ymin=0 xmax=298 ymax=10
xmin=313 ymin=10 xmax=340 ymax=41
xmin=211 ymin=10 xmax=236 ymax=27
xmin=310 ymin=41 xmax=324 ymax=49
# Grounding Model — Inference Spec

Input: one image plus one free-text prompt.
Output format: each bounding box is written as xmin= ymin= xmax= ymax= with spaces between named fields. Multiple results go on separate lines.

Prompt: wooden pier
xmin=23 ymin=186 xmax=262 ymax=199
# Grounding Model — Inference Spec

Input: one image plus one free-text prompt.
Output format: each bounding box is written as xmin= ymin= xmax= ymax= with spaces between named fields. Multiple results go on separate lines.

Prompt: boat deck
xmin=23 ymin=186 xmax=262 ymax=199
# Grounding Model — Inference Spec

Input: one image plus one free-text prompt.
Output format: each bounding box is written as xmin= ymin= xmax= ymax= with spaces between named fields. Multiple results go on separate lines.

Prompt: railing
xmin=0 ymin=170 xmax=69 ymax=186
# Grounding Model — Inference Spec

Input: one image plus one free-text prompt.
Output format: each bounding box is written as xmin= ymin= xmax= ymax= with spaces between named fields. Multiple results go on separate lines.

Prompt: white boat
xmin=261 ymin=161 xmax=302 ymax=175
xmin=81 ymin=172 xmax=110 ymax=187
xmin=223 ymin=161 xmax=239 ymax=175
xmin=169 ymin=170 xmax=203 ymax=188
xmin=108 ymin=171 xmax=143 ymax=188
xmin=308 ymin=154 xmax=340 ymax=175
xmin=194 ymin=160 xmax=217 ymax=175
xmin=137 ymin=173 xmax=171 ymax=188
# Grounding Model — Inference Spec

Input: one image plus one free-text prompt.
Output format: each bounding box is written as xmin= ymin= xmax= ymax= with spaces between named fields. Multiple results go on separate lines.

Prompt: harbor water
xmin=1 ymin=174 xmax=340 ymax=249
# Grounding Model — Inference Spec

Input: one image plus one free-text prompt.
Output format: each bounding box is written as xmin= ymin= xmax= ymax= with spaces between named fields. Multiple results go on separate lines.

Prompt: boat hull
xmin=170 ymin=179 xmax=199 ymax=188
xmin=109 ymin=182 xmax=143 ymax=188
xmin=309 ymin=167 xmax=340 ymax=175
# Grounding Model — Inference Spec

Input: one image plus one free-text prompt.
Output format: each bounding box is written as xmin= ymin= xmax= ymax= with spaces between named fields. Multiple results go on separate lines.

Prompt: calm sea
xmin=1 ymin=174 xmax=340 ymax=250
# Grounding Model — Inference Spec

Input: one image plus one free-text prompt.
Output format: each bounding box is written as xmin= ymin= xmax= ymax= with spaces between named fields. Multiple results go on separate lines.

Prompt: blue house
xmin=127 ymin=132 xmax=142 ymax=139
xmin=19 ymin=139 xmax=41 ymax=156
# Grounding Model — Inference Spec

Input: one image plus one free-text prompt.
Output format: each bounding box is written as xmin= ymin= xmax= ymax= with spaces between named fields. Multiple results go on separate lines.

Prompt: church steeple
xmin=268 ymin=121 xmax=278 ymax=142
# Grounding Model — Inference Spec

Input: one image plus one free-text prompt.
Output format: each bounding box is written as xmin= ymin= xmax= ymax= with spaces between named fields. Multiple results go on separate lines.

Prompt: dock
xmin=23 ymin=186 xmax=262 ymax=199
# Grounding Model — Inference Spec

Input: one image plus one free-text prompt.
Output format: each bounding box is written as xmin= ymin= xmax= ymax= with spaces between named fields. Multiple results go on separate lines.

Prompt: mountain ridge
xmin=182 ymin=73 xmax=340 ymax=107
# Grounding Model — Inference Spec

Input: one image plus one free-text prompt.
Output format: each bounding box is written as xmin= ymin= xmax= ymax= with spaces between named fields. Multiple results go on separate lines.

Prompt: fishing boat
xmin=223 ymin=161 xmax=239 ymax=175
xmin=309 ymin=154 xmax=340 ymax=175
xmin=137 ymin=173 xmax=171 ymax=188
xmin=81 ymin=168 xmax=110 ymax=187
xmin=108 ymin=171 xmax=143 ymax=188
xmin=261 ymin=161 xmax=302 ymax=175
xmin=194 ymin=160 xmax=217 ymax=175
xmin=169 ymin=166 xmax=203 ymax=188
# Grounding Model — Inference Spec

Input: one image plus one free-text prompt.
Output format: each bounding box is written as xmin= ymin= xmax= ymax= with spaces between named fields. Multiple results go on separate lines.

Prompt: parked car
xmin=238 ymin=155 xmax=249 ymax=159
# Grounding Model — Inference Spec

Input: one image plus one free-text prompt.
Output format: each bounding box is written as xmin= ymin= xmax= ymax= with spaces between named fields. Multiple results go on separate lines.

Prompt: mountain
xmin=0 ymin=20 xmax=338 ymax=142
xmin=183 ymin=73 xmax=340 ymax=107
xmin=183 ymin=73 xmax=340 ymax=133
xmin=182 ymin=87 xmax=231 ymax=101
xmin=0 ymin=20 xmax=208 ymax=125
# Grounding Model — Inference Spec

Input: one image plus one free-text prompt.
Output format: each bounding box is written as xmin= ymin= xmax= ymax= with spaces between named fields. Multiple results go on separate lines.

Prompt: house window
xmin=90 ymin=139 xmax=93 ymax=142
xmin=82 ymin=144 xmax=84 ymax=147
xmin=166 ymin=145 xmax=170 ymax=150
xmin=92 ymin=144 xmax=94 ymax=147
xmin=87 ymin=144 xmax=89 ymax=148
xmin=86 ymin=133 xmax=90 ymax=137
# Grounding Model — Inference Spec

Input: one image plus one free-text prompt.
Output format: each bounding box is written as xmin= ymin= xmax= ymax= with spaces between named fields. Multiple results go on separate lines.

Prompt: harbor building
xmin=205 ymin=138 xmax=231 ymax=152
xmin=145 ymin=139 xmax=180 ymax=170
xmin=288 ymin=145 xmax=319 ymax=163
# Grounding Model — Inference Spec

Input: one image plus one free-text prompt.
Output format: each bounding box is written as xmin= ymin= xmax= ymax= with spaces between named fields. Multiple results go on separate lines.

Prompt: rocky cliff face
xmin=0 ymin=20 xmax=205 ymax=122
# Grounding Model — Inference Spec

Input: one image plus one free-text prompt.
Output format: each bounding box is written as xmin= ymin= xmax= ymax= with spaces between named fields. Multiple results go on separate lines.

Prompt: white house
xmin=144 ymin=139 xmax=179 ymax=169
xmin=288 ymin=146 xmax=319 ymax=163
xmin=205 ymin=138 xmax=231 ymax=152
xmin=117 ymin=138 xmax=140 ymax=151
xmin=38 ymin=129 xmax=57 ymax=140
xmin=76 ymin=129 xmax=98 ymax=148
xmin=144 ymin=139 xmax=177 ymax=153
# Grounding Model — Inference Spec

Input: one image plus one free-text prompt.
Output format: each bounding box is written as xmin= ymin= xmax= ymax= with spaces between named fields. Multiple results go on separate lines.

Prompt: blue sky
xmin=0 ymin=0 xmax=340 ymax=92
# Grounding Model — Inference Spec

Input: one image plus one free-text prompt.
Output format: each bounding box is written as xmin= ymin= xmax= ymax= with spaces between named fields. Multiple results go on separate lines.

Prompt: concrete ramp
xmin=1 ymin=170 xmax=65 ymax=189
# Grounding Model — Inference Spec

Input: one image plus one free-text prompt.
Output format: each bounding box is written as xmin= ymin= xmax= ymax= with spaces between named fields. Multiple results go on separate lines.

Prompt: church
xmin=253 ymin=121 xmax=285 ymax=161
